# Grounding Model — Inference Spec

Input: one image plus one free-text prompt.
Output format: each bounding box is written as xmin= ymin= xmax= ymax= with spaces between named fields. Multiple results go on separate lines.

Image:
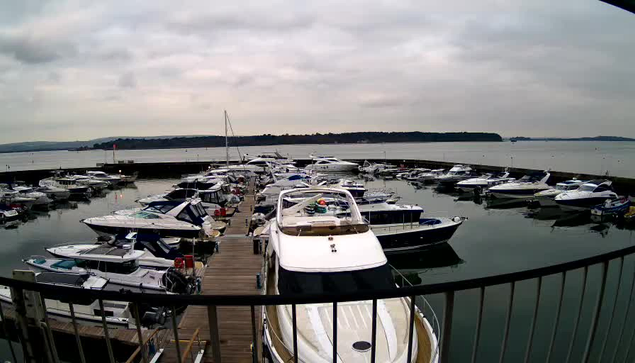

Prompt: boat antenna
xmin=225 ymin=111 xmax=243 ymax=163
xmin=224 ymin=110 xmax=229 ymax=166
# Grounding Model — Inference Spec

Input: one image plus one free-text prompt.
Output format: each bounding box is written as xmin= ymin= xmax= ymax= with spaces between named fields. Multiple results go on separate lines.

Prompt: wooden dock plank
xmin=166 ymin=177 xmax=263 ymax=362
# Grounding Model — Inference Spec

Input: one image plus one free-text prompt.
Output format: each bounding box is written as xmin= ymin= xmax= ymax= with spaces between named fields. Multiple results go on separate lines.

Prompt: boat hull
xmin=372 ymin=218 xmax=462 ymax=253
xmin=489 ymin=189 xmax=548 ymax=199
xmin=556 ymin=197 xmax=613 ymax=211
xmin=83 ymin=221 xmax=202 ymax=239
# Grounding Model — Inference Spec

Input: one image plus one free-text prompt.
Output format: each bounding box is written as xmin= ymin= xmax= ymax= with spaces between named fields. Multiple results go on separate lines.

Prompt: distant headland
xmin=509 ymin=136 xmax=635 ymax=142
xmin=91 ymin=132 xmax=502 ymax=151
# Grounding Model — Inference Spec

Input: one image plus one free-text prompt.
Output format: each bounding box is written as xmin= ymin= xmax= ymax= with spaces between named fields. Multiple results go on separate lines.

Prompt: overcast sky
xmin=0 ymin=0 xmax=633 ymax=143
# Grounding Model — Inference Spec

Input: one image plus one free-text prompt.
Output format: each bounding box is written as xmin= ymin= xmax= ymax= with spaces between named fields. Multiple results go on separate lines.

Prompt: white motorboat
xmin=70 ymin=175 xmax=111 ymax=191
xmin=11 ymin=186 xmax=52 ymax=207
xmin=86 ymin=171 xmax=123 ymax=185
xmin=0 ymin=272 xmax=135 ymax=328
xmin=305 ymin=156 xmax=359 ymax=172
xmin=456 ymin=171 xmax=513 ymax=193
xmin=36 ymin=182 xmax=71 ymax=201
xmin=82 ymin=199 xmax=215 ymax=239
xmin=26 ymin=247 xmax=194 ymax=294
xmin=488 ymin=171 xmax=551 ymax=199
xmin=262 ymin=187 xmax=438 ymax=363
xmin=434 ymin=165 xmax=474 ymax=186
xmin=417 ymin=169 xmax=445 ymax=183
xmin=555 ymin=180 xmax=618 ymax=211
xmin=46 ymin=176 xmax=92 ymax=196
xmin=398 ymin=169 xmax=431 ymax=181
xmin=359 ymin=160 xmax=391 ymax=174
xmin=48 ymin=233 xmax=183 ymax=270
xmin=533 ymin=179 xmax=585 ymax=207
xmin=0 ymin=185 xmax=37 ymax=208
xmin=332 ymin=179 xmax=366 ymax=198
xmin=371 ymin=217 xmax=464 ymax=253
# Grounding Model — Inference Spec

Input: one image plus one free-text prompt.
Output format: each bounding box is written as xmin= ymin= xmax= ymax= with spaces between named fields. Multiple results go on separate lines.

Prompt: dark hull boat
xmin=371 ymin=217 xmax=463 ymax=253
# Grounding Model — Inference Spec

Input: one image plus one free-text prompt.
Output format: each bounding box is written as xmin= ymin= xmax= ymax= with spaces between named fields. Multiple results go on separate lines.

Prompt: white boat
xmin=82 ymin=199 xmax=215 ymax=239
xmin=26 ymin=247 xmax=194 ymax=294
xmin=36 ymin=182 xmax=71 ymax=201
xmin=86 ymin=171 xmax=123 ymax=185
xmin=456 ymin=171 xmax=513 ymax=193
xmin=0 ymin=272 xmax=135 ymax=328
xmin=398 ymin=169 xmax=431 ymax=181
xmin=0 ymin=185 xmax=37 ymax=208
xmin=417 ymin=169 xmax=445 ymax=183
xmin=11 ymin=186 xmax=52 ymax=207
xmin=532 ymin=179 xmax=585 ymax=207
xmin=359 ymin=160 xmax=392 ymax=174
xmin=488 ymin=171 xmax=551 ymax=199
xmin=46 ymin=177 xmax=92 ymax=196
xmin=555 ymin=180 xmax=618 ymax=211
xmin=434 ymin=165 xmax=474 ymax=186
xmin=70 ymin=175 xmax=111 ymax=191
xmin=262 ymin=187 xmax=439 ymax=363
xmin=48 ymin=233 xmax=183 ymax=270
xmin=305 ymin=156 xmax=359 ymax=172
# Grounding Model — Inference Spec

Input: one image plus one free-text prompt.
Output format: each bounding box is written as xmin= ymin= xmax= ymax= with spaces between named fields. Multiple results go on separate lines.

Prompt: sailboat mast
xmin=224 ymin=110 xmax=229 ymax=166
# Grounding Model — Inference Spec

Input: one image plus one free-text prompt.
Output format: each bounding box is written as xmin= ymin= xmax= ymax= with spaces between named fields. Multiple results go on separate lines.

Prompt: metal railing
xmin=1 ymin=244 xmax=635 ymax=362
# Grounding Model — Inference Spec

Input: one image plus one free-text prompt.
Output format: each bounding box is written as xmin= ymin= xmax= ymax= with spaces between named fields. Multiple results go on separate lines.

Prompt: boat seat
xmin=280 ymin=223 xmax=369 ymax=236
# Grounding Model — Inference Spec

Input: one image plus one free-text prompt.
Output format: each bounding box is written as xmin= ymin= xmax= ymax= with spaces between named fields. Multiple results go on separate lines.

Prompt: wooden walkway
xmin=162 ymin=178 xmax=263 ymax=362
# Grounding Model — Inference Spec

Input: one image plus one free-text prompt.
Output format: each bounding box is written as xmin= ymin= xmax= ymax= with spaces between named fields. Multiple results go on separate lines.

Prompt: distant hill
xmin=0 ymin=135 xmax=203 ymax=153
xmin=92 ymin=132 xmax=503 ymax=150
xmin=509 ymin=136 xmax=635 ymax=142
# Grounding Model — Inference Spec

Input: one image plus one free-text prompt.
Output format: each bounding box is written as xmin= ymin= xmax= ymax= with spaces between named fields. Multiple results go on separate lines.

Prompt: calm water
xmin=1 ymin=177 xmax=634 ymax=361
xmin=1 ymin=141 xmax=634 ymax=177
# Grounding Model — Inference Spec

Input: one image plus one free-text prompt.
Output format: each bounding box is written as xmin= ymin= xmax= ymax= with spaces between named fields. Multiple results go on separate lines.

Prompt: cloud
xmin=0 ymin=0 xmax=634 ymax=143
xmin=118 ymin=72 xmax=136 ymax=88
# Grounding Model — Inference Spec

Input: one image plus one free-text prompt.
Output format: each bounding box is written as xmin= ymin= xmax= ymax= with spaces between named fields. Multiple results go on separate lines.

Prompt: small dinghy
xmin=591 ymin=197 xmax=631 ymax=216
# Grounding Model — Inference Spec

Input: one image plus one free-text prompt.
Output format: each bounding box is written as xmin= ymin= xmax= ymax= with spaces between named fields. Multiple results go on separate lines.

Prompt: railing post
xmin=471 ymin=287 xmax=485 ymax=363
xmin=38 ymin=296 xmax=60 ymax=363
xmin=0 ymin=300 xmax=18 ymax=363
xmin=611 ymin=264 xmax=635 ymax=363
xmin=546 ymin=272 xmax=567 ymax=363
xmin=68 ymin=303 xmax=87 ymax=363
xmin=498 ymin=282 xmax=515 ymax=363
xmin=98 ymin=299 xmax=116 ymax=363
xmin=598 ymin=257 xmax=624 ymax=362
xmin=523 ymin=277 xmax=542 ymax=363
xmin=566 ymin=266 xmax=589 ymax=363
xmin=251 ymin=305 xmax=258 ymax=363
xmin=406 ymin=295 xmax=416 ymax=363
xmin=132 ymin=303 xmax=148 ymax=363
xmin=332 ymin=302 xmax=337 ymax=363
xmin=292 ymin=304 xmax=298 ymax=363
xmin=441 ymin=291 xmax=455 ymax=363
xmin=207 ymin=305 xmax=222 ymax=363
xmin=171 ymin=306 xmax=183 ymax=363
xmin=581 ymin=261 xmax=609 ymax=363
xmin=371 ymin=299 xmax=378 ymax=363
xmin=10 ymin=287 xmax=36 ymax=363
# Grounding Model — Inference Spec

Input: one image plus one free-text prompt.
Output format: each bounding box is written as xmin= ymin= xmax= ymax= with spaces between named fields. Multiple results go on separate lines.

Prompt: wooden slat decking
xmin=165 ymin=177 xmax=263 ymax=363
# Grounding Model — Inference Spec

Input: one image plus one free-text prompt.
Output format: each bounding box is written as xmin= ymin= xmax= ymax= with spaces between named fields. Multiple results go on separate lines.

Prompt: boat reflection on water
xmin=388 ymin=242 xmax=464 ymax=285
xmin=552 ymin=211 xmax=591 ymax=227
xmin=524 ymin=206 xmax=565 ymax=221
xmin=484 ymin=198 xmax=528 ymax=210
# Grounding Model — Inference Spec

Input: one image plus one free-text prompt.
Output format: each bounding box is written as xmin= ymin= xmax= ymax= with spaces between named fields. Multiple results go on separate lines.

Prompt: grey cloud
xmin=118 ymin=72 xmax=137 ymax=88
xmin=0 ymin=33 xmax=74 ymax=64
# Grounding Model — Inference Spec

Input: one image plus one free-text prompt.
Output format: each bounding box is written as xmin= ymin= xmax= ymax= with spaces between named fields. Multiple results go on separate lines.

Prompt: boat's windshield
xmin=132 ymin=211 xmax=161 ymax=219
xmin=278 ymin=264 xmax=395 ymax=294
xmin=579 ymin=184 xmax=597 ymax=192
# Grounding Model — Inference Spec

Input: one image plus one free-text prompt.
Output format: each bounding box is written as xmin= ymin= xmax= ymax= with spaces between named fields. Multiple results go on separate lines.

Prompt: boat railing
xmin=2 ymin=244 xmax=635 ymax=362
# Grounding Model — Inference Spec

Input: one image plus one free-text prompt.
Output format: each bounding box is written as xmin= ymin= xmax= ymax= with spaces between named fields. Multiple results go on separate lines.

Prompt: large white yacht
xmin=533 ymin=179 xmax=585 ymax=207
xmin=554 ymin=180 xmax=618 ymax=211
xmin=82 ymin=199 xmax=214 ymax=239
xmin=488 ymin=171 xmax=551 ymax=199
xmin=262 ymin=187 xmax=438 ymax=363
xmin=305 ymin=156 xmax=359 ymax=172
